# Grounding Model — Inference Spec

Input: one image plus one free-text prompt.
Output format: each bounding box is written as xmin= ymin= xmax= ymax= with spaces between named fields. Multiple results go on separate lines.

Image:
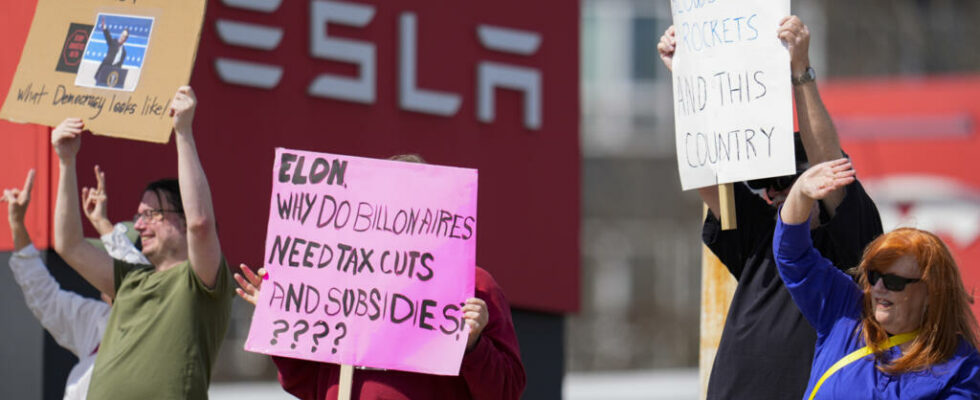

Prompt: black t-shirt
xmin=703 ymin=181 xmax=882 ymax=400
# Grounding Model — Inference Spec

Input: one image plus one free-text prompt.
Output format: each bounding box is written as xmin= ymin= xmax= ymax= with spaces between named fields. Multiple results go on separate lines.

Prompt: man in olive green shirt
xmin=52 ymin=86 xmax=233 ymax=399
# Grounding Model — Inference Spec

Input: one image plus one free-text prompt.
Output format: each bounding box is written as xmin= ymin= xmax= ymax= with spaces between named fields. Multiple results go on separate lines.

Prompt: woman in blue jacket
xmin=774 ymin=158 xmax=980 ymax=399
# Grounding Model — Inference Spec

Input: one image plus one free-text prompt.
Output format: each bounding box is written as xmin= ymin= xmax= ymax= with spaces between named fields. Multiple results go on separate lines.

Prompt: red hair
xmin=857 ymin=227 xmax=979 ymax=374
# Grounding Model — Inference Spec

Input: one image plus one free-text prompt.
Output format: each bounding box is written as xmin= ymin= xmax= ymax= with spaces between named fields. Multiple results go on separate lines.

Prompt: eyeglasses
xmin=133 ymin=209 xmax=182 ymax=224
xmin=867 ymin=270 xmax=921 ymax=292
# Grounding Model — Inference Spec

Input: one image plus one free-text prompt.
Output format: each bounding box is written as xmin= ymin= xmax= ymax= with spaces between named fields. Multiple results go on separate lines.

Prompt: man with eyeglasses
xmin=51 ymin=86 xmax=234 ymax=399
xmin=658 ymin=16 xmax=884 ymax=399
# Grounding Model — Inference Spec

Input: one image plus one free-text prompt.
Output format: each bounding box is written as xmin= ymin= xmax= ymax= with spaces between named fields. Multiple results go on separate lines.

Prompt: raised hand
xmin=777 ymin=15 xmax=811 ymax=77
xmin=52 ymin=118 xmax=83 ymax=161
xmin=795 ymin=158 xmax=855 ymax=201
xmin=463 ymin=297 xmax=490 ymax=350
xmin=81 ymin=165 xmax=113 ymax=235
xmin=656 ymin=26 xmax=676 ymax=71
xmin=234 ymin=263 xmax=266 ymax=306
xmin=3 ymin=169 xmax=36 ymax=227
xmin=170 ymin=86 xmax=196 ymax=135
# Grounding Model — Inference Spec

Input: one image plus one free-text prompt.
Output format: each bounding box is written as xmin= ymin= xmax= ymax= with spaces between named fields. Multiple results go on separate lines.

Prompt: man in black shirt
xmin=658 ymin=16 xmax=883 ymax=399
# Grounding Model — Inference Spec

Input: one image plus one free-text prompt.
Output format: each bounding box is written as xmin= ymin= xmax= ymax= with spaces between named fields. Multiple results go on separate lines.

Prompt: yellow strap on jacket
xmin=808 ymin=331 xmax=918 ymax=400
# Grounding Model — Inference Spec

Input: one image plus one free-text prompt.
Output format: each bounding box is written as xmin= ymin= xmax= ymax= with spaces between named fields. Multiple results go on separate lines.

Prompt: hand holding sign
xmin=235 ymin=263 xmax=266 ymax=306
xmin=656 ymin=26 xmax=676 ymax=71
xmin=463 ymin=297 xmax=489 ymax=351
xmin=777 ymin=16 xmax=811 ymax=76
xmin=170 ymin=86 xmax=196 ymax=135
xmin=52 ymin=118 xmax=84 ymax=161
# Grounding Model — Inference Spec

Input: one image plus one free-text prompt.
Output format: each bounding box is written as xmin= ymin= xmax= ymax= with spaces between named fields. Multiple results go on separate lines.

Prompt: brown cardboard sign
xmin=0 ymin=0 xmax=206 ymax=143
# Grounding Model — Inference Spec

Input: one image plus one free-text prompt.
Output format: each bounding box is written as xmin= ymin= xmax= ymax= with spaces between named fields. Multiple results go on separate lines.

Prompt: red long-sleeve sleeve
xmin=460 ymin=267 xmax=527 ymax=400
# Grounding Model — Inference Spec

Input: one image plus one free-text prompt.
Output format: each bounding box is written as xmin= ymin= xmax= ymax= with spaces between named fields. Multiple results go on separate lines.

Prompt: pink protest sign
xmin=244 ymin=148 xmax=478 ymax=376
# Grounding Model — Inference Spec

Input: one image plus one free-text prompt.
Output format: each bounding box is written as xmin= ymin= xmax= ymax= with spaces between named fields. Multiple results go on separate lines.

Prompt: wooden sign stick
xmin=338 ymin=364 xmax=354 ymax=400
xmin=718 ymin=183 xmax=737 ymax=230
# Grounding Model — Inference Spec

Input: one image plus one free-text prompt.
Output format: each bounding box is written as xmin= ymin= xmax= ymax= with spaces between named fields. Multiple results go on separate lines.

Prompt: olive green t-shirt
xmin=87 ymin=257 xmax=234 ymax=399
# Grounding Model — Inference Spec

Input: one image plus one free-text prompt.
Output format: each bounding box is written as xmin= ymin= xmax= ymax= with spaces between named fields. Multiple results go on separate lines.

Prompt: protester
xmin=233 ymin=154 xmax=526 ymax=400
xmin=775 ymin=158 xmax=980 ymax=398
xmin=4 ymin=167 xmax=145 ymax=399
xmin=51 ymin=86 xmax=234 ymax=399
xmin=658 ymin=16 xmax=884 ymax=399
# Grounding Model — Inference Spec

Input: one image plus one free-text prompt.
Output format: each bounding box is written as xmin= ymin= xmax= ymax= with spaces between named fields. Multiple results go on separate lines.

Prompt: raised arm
xmin=5 ymin=169 xmax=35 ymax=251
xmin=171 ymin=86 xmax=222 ymax=288
xmin=780 ymin=158 xmax=854 ymax=225
xmin=101 ymin=18 xmax=112 ymax=42
xmin=775 ymin=159 xmax=862 ymax=333
xmin=779 ymin=16 xmax=847 ymax=214
xmin=52 ymin=118 xmax=115 ymax=296
xmin=5 ymin=169 xmax=110 ymax=357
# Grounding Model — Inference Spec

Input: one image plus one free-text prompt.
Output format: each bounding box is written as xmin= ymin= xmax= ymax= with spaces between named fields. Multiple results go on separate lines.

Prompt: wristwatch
xmin=792 ymin=66 xmax=816 ymax=86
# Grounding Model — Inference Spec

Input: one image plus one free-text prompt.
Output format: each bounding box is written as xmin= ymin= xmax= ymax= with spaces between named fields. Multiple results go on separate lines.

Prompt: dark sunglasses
xmin=746 ymin=174 xmax=799 ymax=192
xmin=867 ymin=270 xmax=921 ymax=291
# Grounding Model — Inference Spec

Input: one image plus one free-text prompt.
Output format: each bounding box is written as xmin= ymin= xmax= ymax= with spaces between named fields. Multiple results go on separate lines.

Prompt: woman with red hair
xmin=774 ymin=158 xmax=980 ymax=399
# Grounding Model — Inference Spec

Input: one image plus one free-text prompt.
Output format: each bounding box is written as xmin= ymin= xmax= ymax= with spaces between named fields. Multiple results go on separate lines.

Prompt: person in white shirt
xmin=2 ymin=167 xmax=145 ymax=400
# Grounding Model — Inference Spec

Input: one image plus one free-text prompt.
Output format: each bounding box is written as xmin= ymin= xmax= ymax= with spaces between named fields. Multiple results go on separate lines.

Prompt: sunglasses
xmin=867 ymin=270 xmax=921 ymax=292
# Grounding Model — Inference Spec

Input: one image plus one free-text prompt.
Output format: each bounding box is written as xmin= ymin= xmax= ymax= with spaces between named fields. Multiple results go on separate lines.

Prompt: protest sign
xmin=245 ymin=148 xmax=478 ymax=376
xmin=0 ymin=0 xmax=206 ymax=143
xmin=670 ymin=0 xmax=794 ymax=190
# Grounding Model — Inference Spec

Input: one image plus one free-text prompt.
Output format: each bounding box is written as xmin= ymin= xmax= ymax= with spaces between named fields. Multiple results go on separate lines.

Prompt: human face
xmin=119 ymin=30 xmax=128 ymax=44
xmin=870 ymin=255 xmax=928 ymax=334
xmin=133 ymin=191 xmax=185 ymax=264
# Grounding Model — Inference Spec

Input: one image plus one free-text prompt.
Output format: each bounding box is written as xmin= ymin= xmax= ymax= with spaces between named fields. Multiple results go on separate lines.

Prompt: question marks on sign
xmin=271 ymin=319 xmax=347 ymax=354
xmin=311 ymin=321 xmax=329 ymax=352
xmin=332 ymin=322 xmax=348 ymax=354
xmin=271 ymin=320 xmax=289 ymax=345
xmin=291 ymin=320 xmax=310 ymax=349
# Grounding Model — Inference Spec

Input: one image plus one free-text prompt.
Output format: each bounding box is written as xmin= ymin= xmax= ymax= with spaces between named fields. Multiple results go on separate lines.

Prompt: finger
xmin=835 ymin=176 xmax=856 ymax=186
xmin=779 ymin=16 xmax=791 ymax=25
xmin=825 ymin=158 xmax=851 ymax=169
xmin=257 ymin=267 xmax=268 ymax=279
xmin=233 ymin=273 xmax=257 ymax=294
xmin=22 ymin=169 xmax=36 ymax=194
xmin=81 ymin=187 xmax=90 ymax=202
xmin=240 ymin=263 xmax=262 ymax=286
xmin=778 ymin=31 xmax=797 ymax=45
xmin=95 ymin=165 xmax=105 ymax=191
xmin=235 ymin=288 xmax=256 ymax=304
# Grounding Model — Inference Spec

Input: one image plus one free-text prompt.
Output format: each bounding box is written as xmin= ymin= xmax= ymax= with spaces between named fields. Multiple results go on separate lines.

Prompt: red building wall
xmin=0 ymin=0 xmax=580 ymax=313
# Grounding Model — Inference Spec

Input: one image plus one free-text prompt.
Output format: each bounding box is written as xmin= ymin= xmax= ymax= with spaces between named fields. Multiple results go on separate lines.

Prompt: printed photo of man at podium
xmin=94 ymin=16 xmax=128 ymax=88
xmin=74 ymin=13 xmax=153 ymax=91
